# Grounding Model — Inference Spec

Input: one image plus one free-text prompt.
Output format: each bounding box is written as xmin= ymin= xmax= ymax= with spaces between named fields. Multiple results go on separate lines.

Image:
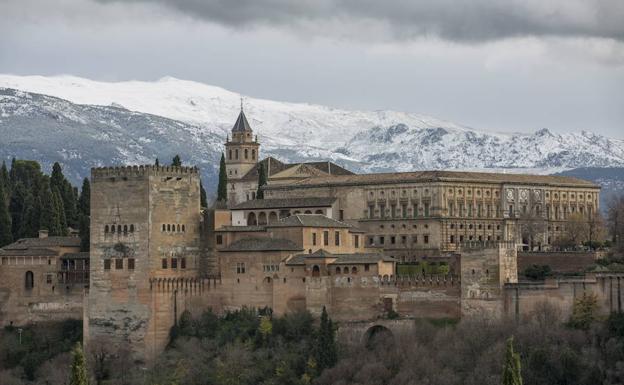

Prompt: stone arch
xmin=247 ymin=212 xmax=257 ymax=226
xmin=304 ymin=210 xmax=312 ymax=214
xmin=315 ymin=209 xmax=324 ymax=214
xmin=364 ymin=325 xmax=394 ymax=349
xmin=343 ymin=266 xmax=349 ymax=274
xmin=25 ymin=271 xmax=34 ymax=290
xmin=268 ymin=211 xmax=278 ymax=223
xmin=312 ymin=265 xmax=321 ymax=277
xmin=258 ymin=212 xmax=267 ymax=225
xmin=335 ymin=266 xmax=341 ymax=275
xmin=293 ymin=210 xmax=301 ymax=215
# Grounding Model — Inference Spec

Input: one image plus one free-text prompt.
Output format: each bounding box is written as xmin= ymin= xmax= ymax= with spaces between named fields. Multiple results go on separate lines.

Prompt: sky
xmin=1 ymin=0 xmax=623 ymax=138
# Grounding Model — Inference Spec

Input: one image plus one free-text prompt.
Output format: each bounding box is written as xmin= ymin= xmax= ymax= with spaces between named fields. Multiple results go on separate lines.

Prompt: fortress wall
xmin=505 ymin=274 xmax=624 ymax=321
xmin=517 ymin=252 xmax=597 ymax=274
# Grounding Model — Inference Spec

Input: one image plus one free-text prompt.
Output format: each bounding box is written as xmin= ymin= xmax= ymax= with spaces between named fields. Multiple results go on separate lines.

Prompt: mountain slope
xmin=1 ymin=75 xmax=624 ymax=198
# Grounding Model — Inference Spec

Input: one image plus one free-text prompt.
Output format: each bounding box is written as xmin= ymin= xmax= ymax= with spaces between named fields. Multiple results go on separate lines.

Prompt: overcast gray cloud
xmin=0 ymin=0 xmax=622 ymax=138
xmin=98 ymin=0 xmax=624 ymax=42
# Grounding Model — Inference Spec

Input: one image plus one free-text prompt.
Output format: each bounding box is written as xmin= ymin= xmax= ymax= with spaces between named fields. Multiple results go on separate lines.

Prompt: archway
xmin=312 ymin=265 xmax=321 ymax=277
xmin=364 ymin=325 xmax=394 ymax=349
xmin=25 ymin=271 xmax=34 ymax=290
xmin=304 ymin=210 xmax=312 ymax=214
xmin=315 ymin=210 xmax=324 ymax=214
xmin=247 ymin=212 xmax=257 ymax=226
xmin=268 ymin=212 xmax=278 ymax=223
xmin=258 ymin=212 xmax=267 ymax=225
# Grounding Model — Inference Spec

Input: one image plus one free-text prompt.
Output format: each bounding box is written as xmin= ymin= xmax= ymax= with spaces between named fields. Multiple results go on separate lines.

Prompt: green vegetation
xmin=171 ymin=155 xmax=182 ymax=167
xmin=568 ymin=293 xmax=599 ymax=330
xmin=217 ymin=152 xmax=227 ymax=202
xmin=256 ymin=163 xmax=267 ymax=199
xmin=69 ymin=343 xmax=88 ymax=385
xmin=502 ymin=337 xmax=523 ymax=385
xmin=397 ymin=261 xmax=450 ymax=275
xmin=523 ymin=264 xmax=552 ymax=280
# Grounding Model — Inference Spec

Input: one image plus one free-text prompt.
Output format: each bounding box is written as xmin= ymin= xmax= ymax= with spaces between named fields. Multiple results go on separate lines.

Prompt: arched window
xmin=247 ymin=212 xmax=257 ymax=226
xmin=235 ymin=149 xmax=239 ymax=159
xmin=268 ymin=212 xmax=277 ymax=223
xmin=312 ymin=265 xmax=320 ymax=277
xmin=130 ymin=224 xmax=134 ymax=233
xmin=336 ymin=266 xmax=341 ymax=275
xmin=351 ymin=266 xmax=358 ymax=274
xmin=315 ymin=210 xmax=323 ymax=214
xmin=343 ymin=266 xmax=348 ymax=274
xmin=229 ymin=150 xmax=232 ymax=159
xmin=167 ymin=224 xmax=171 ymax=232
xmin=244 ymin=149 xmax=248 ymax=159
xmin=105 ymin=225 xmax=109 ymax=233
xmin=25 ymin=271 xmax=34 ymax=290
xmin=258 ymin=212 xmax=267 ymax=225
xmin=111 ymin=225 xmax=116 ymax=233
xmin=182 ymin=225 xmax=185 ymax=232
xmin=117 ymin=225 xmax=122 ymax=233
xmin=123 ymin=225 xmax=128 ymax=234
xmin=162 ymin=224 xmax=166 ymax=232
xmin=177 ymin=224 xmax=180 ymax=232
xmin=252 ymin=149 xmax=256 ymax=160
xmin=304 ymin=210 xmax=312 ymax=214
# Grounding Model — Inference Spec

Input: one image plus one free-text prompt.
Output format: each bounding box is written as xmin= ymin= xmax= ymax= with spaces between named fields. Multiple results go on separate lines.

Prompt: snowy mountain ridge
xmin=1 ymin=74 xmax=624 ymax=185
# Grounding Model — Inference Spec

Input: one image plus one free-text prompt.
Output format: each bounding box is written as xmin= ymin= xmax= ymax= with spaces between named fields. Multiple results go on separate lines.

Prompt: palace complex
xmin=1 ymin=109 xmax=620 ymax=364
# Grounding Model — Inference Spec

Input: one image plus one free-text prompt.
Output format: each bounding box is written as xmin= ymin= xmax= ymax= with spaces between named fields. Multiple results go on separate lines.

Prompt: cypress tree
xmin=155 ymin=158 xmax=160 ymax=167
xmin=51 ymin=162 xmax=78 ymax=227
xmin=502 ymin=336 xmax=523 ymax=385
xmin=79 ymin=214 xmax=89 ymax=252
xmin=20 ymin=192 xmax=40 ymax=238
xmin=200 ymin=181 xmax=208 ymax=208
xmin=78 ymin=178 xmax=90 ymax=218
xmin=69 ymin=342 xmax=89 ymax=385
xmin=171 ymin=155 xmax=182 ymax=167
xmin=40 ymin=181 xmax=63 ymax=236
xmin=0 ymin=161 xmax=9 ymax=195
xmin=9 ymin=183 xmax=27 ymax=239
xmin=315 ymin=306 xmax=337 ymax=372
xmin=0 ymin=180 xmax=13 ymax=247
xmin=256 ymin=163 xmax=267 ymax=199
xmin=217 ymin=152 xmax=227 ymax=202
xmin=52 ymin=186 xmax=68 ymax=235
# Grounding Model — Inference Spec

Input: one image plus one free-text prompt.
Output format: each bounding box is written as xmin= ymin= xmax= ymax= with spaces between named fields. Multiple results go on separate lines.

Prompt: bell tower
xmin=224 ymin=101 xmax=260 ymax=181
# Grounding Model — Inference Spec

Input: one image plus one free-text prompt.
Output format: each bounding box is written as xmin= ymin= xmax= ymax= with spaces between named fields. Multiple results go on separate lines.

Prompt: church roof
xmin=265 ymin=170 xmax=599 ymax=189
xmin=232 ymin=110 xmax=252 ymax=132
xmin=268 ymin=214 xmax=351 ymax=228
xmin=231 ymin=197 xmax=336 ymax=210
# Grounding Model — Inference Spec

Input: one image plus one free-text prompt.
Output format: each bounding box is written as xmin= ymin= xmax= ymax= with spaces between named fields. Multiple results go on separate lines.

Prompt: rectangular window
xmin=424 ymin=235 xmax=429 ymax=244
xmin=323 ymin=231 xmax=329 ymax=246
xmin=127 ymin=258 xmax=135 ymax=270
xmin=369 ymin=205 xmax=375 ymax=219
xmin=450 ymin=235 xmax=455 ymax=244
xmin=459 ymin=203 xmax=464 ymax=217
xmin=339 ymin=210 xmax=344 ymax=221
xmin=380 ymin=204 xmax=386 ymax=218
xmin=216 ymin=235 xmax=223 ymax=245
xmin=401 ymin=235 xmax=407 ymax=244
xmin=448 ymin=202 xmax=454 ymax=216
xmin=312 ymin=233 xmax=317 ymax=246
xmin=335 ymin=231 xmax=340 ymax=246
xmin=390 ymin=236 xmax=396 ymax=244
xmin=171 ymin=258 xmax=178 ymax=269
xmin=115 ymin=259 xmax=123 ymax=270
xmin=104 ymin=259 xmax=111 ymax=270
xmin=162 ymin=258 xmax=168 ymax=269
xmin=468 ymin=205 xmax=472 ymax=217
xmin=424 ymin=203 xmax=430 ymax=217
xmin=354 ymin=235 xmax=360 ymax=248
xmin=391 ymin=204 xmax=396 ymax=218
xmin=46 ymin=274 xmax=53 ymax=284
xmin=413 ymin=204 xmax=419 ymax=217
xmin=509 ymin=205 xmax=514 ymax=217
xmin=368 ymin=236 xmax=374 ymax=246
xmin=402 ymin=204 xmax=407 ymax=218
xmin=236 ymin=262 xmax=246 ymax=274
xmin=413 ymin=235 xmax=418 ymax=244
xmin=181 ymin=258 xmax=186 ymax=269
xmin=379 ymin=236 xmax=385 ymax=245
xmin=365 ymin=264 xmax=370 ymax=272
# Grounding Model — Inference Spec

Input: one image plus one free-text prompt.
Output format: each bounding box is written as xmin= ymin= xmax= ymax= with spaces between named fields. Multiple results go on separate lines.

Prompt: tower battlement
xmin=91 ymin=165 xmax=199 ymax=181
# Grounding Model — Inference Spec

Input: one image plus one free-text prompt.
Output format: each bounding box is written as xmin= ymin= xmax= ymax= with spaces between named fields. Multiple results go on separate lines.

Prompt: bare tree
xmin=563 ymin=212 xmax=589 ymax=248
xmin=607 ymin=195 xmax=624 ymax=252
xmin=518 ymin=211 xmax=546 ymax=250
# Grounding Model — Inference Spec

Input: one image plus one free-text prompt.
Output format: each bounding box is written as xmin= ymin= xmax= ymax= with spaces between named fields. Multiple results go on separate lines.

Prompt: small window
xmin=312 ymin=233 xmax=317 ymax=246
xmin=335 ymin=231 xmax=340 ymax=246
xmin=182 ymin=225 xmax=186 ymax=232
xmin=336 ymin=266 xmax=341 ymax=274
xmin=104 ymin=259 xmax=111 ymax=270
xmin=115 ymin=259 xmax=123 ymax=269
xmin=117 ymin=225 xmax=122 ymax=233
xmin=111 ymin=225 xmax=116 ymax=233
xmin=46 ymin=274 xmax=53 ymax=284
xmin=104 ymin=225 xmax=109 ymax=233
xmin=162 ymin=224 xmax=166 ymax=232
xmin=171 ymin=258 xmax=178 ymax=269
xmin=181 ymin=258 xmax=186 ymax=269
xmin=354 ymin=235 xmax=359 ymax=248
xmin=351 ymin=266 xmax=358 ymax=274
xmin=364 ymin=264 xmax=370 ymax=272
xmin=127 ymin=258 xmax=135 ymax=270
xmin=123 ymin=225 xmax=128 ymax=234
xmin=323 ymin=231 xmax=329 ymax=246
xmin=177 ymin=224 xmax=180 ymax=232
xmin=424 ymin=235 xmax=429 ymax=244
xmin=130 ymin=224 xmax=134 ymax=233
xmin=216 ymin=235 xmax=223 ymax=245
xmin=167 ymin=224 xmax=171 ymax=232
xmin=162 ymin=258 xmax=168 ymax=269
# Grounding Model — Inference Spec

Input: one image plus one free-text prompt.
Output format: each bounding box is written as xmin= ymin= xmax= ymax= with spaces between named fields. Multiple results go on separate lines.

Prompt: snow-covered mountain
xmin=1 ymin=74 xmax=624 ymax=192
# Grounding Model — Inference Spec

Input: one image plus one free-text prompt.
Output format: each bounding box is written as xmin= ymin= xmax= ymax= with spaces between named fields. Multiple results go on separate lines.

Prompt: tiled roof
xmin=240 ymin=157 xmax=354 ymax=182
xmin=265 ymin=170 xmax=599 ymax=189
xmin=232 ymin=110 xmax=253 ymax=132
xmin=215 ymin=225 xmax=267 ymax=232
xmin=268 ymin=214 xmax=350 ymax=228
xmin=0 ymin=248 xmax=58 ymax=256
xmin=2 ymin=236 xmax=81 ymax=250
xmin=286 ymin=251 xmax=395 ymax=266
xmin=221 ymin=237 xmax=303 ymax=252
xmin=61 ymin=252 xmax=90 ymax=259
xmin=231 ymin=197 xmax=336 ymax=210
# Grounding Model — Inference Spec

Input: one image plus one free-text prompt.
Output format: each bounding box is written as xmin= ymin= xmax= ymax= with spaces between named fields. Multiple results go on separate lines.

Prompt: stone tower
xmin=224 ymin=106 xmax=260 ymax=202
xmin=86 ymin=165 xmax=201 ymax=363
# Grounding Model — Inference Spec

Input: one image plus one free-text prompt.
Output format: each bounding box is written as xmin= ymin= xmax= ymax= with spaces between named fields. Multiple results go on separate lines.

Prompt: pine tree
xmin=502 ymin=336 xmax=523 ymax=385
xmin=200 ymin=181 xmax=208 ymax=208
xmin=217 ymin=152 xmax=227 ymax=202
xmin=0 ymin=161 xmax=9 ymax=195
xmin=256 ymin=163 xmax=267 ymax=199
xmin=51 ymin=163 xmax=78 ymax=227
xmin=69 ymin=342 xmax=89 ymax=385
xmin=9 ymin=183 xmax=27 ymax=239
xmin=40 ymin=181 xmax=63 ymax=236
xmin=0 ymin=180 xmax=13 ymax=247
xmin=171 ymin=155 xmax=182 ymax=167
xmin=52 ymin=186 xmax=68 ymax=235
xmin=79 ymin=213 xmax=90 ymax=252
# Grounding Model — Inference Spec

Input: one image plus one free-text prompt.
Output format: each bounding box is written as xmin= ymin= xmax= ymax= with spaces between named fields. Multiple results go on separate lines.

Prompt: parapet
xmin=91 ymin=165 xmax=200 ymax=181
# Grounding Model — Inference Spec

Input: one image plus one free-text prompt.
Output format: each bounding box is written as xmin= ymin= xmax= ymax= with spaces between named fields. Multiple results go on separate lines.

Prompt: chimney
xmin=38 ymin=230 xmax=49 ymax=239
